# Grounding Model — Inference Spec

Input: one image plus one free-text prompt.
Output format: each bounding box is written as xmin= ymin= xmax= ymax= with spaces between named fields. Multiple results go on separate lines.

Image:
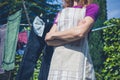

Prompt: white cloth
xmin=33 ymin=16 xmax=45 ymax=37
xmin=48 ymin=7 xmax=95 ymax=80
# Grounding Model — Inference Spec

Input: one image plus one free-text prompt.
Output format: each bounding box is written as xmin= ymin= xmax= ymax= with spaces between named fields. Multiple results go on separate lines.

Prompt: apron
xmin=48 ymin=7 xmax=95 ymax=80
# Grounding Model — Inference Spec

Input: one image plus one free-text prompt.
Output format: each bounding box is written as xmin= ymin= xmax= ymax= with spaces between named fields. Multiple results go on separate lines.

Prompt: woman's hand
xmin=45 ymin=32 xmax=69 ymax=46
xmin=45 ymin=32 xmax=55 ymax=41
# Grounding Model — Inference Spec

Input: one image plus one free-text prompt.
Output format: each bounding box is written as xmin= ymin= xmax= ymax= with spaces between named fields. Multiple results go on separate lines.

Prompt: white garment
xmin=33 ymin=16 xmax=45 ymax=37
xmin=48 ymin=7 xmax=95 ymax=80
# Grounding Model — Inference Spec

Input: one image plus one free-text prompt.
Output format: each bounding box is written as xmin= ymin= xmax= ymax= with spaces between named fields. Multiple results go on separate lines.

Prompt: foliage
xmin=9 ymin=53 xmax=42 ymax=80
xmin=0 ymin=0 xmax=61 ymax=80
xmin=0 ymin=0 xmax=109 ymax=80
xmin=0 ymin=0 xmax=61 ymax=24
xmin=89 ymin=0 xmax=107 ymax=74
xmin=101 ymin=18 xmax=120 ymax=80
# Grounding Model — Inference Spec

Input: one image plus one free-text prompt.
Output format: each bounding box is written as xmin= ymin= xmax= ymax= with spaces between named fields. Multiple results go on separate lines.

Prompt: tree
xmin=101 ymin=18 xmax=120 ymax=80
xmin=89 ymin=0 xmax=107 ymax=75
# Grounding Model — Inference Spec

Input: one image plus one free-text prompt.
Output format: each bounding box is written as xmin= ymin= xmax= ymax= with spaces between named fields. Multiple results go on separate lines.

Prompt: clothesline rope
xmin=92 ymin=24 xmax=115 ymax=32
xmin=1 ymin=24 xmax=115 ymax=32
xmin=20 ymin=24 xmax=117 ymax=32
xmin=22 ymin=0 xmax=32 ymax=27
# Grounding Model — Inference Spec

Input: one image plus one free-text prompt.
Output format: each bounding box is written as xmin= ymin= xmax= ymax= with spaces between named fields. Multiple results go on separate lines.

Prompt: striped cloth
xmin=2 ymin=10 xmax=21 ymax=71
xmin=48 ymin=7 xmax=96 ymax=80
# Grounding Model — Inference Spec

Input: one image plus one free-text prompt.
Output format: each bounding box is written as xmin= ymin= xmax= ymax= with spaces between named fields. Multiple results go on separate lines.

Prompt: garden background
xmin=0 ymin=0 xmax=119 ymax=80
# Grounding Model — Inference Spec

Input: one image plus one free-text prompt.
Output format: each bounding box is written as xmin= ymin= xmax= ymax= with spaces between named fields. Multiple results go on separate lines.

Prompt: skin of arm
xmin=45 ymin=24 xmax=69 ymax=46
xmin=45 ymin=16 xmax=94 ymax=46
xmin=45 ymin=12 xmax=69 ymax=46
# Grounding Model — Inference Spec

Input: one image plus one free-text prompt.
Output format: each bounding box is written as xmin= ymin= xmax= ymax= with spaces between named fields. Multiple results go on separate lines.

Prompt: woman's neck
xmin=74 ymin=1 xmax=78 ymax=6
xmin=73 ymin=1 xmax=88 ymax=7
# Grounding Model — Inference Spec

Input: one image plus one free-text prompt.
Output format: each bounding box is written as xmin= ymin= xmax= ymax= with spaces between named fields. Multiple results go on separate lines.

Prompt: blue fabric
xmin=16 ymin=21 xmax=53 ymax=80
xmin=39 ymin=46 xmax=53 ymax=80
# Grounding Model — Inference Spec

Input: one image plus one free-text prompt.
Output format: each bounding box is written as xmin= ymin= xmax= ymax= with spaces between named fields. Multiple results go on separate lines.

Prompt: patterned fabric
xmin=57 ymin=8 xmax=86 ymax=31
xmin=54 ymin=4 xmax=99 ymax=24
xmin=2 ymin=10 xmax=21 ymax=71
xmin=48 ymin=7 xmax=96 ymax=80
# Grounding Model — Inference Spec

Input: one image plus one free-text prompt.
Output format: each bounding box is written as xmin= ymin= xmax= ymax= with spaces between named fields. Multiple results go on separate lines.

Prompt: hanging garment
xmin=48 ymin=7 xmax=96 ymax=80
xmin=0 ymin=25 xmax=7 ymax=74
xmin=33 ymin=16 xmax=45 ymax=37
xmin=18 ymin=31 xmax=28 ymax=44
xmin=2 ymin=10 xmax=22 ymax=71
xmin=17 ymin=28 xmax=30 ymax=55
xmin=17 ymin=31 xmax=28 ymax=55
xmin=16 ymin=20 xmax=53 ymax=80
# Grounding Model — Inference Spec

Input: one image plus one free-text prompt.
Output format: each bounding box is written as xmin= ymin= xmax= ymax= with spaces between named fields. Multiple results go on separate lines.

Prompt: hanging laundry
xmin=18 ymin=31 xmax=28 ymax=44
xmin=16 ymin=20 xmax=54 ymax=80
xmin=33 ymin=16 xmax=45 ymax=37
xmin=0 ymin=24 xmax=7 ymax=74
xmin=17 ymin=30 xmax=29 ymax=55
xmin=16 ymin=44 xmax=26 ymax=55
xmin=2 ymin=10 xmax=22 ymax=71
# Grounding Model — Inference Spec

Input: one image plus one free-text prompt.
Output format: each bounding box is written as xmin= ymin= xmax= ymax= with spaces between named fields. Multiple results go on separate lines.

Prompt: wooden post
xmin=22 ymin=0 xmax=32 ymax=28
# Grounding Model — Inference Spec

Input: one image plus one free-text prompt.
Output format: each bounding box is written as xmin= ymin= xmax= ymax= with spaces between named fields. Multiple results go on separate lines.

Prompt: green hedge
xmin=101 ymin=18 xmax=120 ymax=80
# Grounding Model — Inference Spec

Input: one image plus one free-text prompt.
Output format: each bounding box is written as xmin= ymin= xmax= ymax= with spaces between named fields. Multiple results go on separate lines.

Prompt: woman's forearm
xmin=45 ymin=17 xmax=94 ymax=45
xmin=50 ymin=17 xmax=94 ymax=42
xmin=46 ymin=39 xmax=68 ymax=46
xmin=51 ymin=27 xmax=84 ymax=42
xmin=45 ymin=27 xmax=81 ymax=43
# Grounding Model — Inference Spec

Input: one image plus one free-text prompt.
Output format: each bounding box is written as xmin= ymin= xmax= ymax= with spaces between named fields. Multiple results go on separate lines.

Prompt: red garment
xmin=18 ymin=31 xmax=28 ymax=44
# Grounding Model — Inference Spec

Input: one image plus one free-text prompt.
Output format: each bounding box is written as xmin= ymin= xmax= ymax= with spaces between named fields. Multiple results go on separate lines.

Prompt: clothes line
xmin=0 ymin=24 xmax=32 ymax=26
xmin=92 ymin=24 xmax=115 ymax=32
xmin=20 ymin=24 xmax=115 ymax=32
xmin=20 ymin=24 xmax=32 ymax=26
xmin=22 ymin=0 xmax=32 ymax=28
xmin=1 ymin=24 xmax=116 ymax=31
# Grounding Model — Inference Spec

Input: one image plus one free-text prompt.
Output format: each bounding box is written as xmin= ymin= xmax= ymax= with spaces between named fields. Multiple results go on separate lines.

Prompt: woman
xmin=45 ymin=0 xmax=99 ymax=80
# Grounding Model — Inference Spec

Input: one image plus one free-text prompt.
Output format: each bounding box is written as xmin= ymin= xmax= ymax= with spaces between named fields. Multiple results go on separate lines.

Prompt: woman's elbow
xmin=46 ymin=40 xmax=59 ymax=46
xmin=77 ymin=33 xmax=85 ymax=39
xmin=74 ymin=30 xmax=85 ymax=39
